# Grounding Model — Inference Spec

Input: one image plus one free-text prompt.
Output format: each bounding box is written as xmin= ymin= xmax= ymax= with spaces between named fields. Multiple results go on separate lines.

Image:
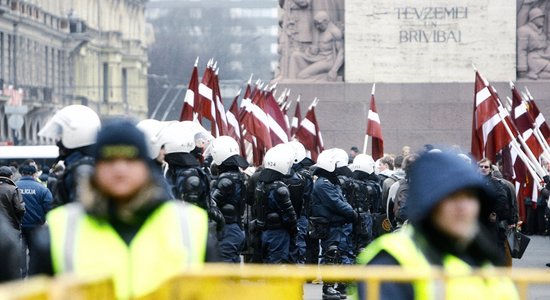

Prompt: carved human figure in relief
xmin=287 ymin=11 xmax=344 ymax=81
xmin=517 ymin=7 xmax=550 ymax=79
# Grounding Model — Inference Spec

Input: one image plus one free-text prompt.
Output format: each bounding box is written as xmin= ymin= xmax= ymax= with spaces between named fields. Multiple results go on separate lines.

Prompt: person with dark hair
xmin=355 ymin=151 xmax=518 ymax=299
xmin=30 ymin=119 xmax=215 ymax=299
xmin=478 ymin=158 xmax=513 ymax=259
xmin=16 ymin=163 xmax=52 ymax=277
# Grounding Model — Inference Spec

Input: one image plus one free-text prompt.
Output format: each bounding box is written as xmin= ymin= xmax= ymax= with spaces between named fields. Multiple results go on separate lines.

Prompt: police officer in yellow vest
xmin=355 ymin=150 xmax=519 ymax=300
xmin=29 ymin=119 xmax=215 ymax=299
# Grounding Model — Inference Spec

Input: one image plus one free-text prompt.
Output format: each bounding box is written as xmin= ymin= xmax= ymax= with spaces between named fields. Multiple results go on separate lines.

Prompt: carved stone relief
xmin=277 ymin=0 xmax=345 ymax=82
xmin=517 ymin=0 xmax=550 ymax=80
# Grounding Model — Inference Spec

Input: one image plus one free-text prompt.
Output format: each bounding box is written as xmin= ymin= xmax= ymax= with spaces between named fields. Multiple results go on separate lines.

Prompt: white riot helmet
xmin=352 ymin=154 xmax=375 ymax=174
xmin=159 ymin=121 xmax=196 ymax=154
xmin=314 ymin=148 xmax=339 ymax=172
xmin=136 ymin=119 xmax=166 ymax=159
xmin=211 ymin=136 xmax=240 ymax=165
xmin=287 ymin=140 xmax=306 ymax=164
xmin=263 ymin=143 xmax=294 ymax=175
xmin=332 ymin=148 xmax=349 ymax=169
xmin=38 ymin=105 xmax=101 ymax=149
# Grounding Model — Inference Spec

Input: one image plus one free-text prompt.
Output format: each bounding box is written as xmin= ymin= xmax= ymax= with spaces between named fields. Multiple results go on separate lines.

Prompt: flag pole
xmin=363 ymin=135 xmax=369 ymax=155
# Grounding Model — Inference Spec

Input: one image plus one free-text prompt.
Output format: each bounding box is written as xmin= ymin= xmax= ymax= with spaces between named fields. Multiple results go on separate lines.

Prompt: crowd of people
xmin=0 ymin=104 xmax=545 ymax=299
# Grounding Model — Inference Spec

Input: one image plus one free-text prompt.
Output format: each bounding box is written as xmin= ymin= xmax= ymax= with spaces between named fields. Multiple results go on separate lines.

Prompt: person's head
xmin=0 ymin=166 xmax=13 ymax=179
xmin=394 ymin=155 xmax=404 ymax=170
xmin=314 ymin=148 xmax=345 ymax=173
xmin=377 ymin=156 xmax=394 ymax=172
xmin=351 ymin=154 xmax=375 ymax=174
xmin=478 ymin=158 xmax=492 ymax=176
xmin=19 ymin=164 xmax=37 ymax=177
xmin=136 ymin=119 xmax=167 ymax=163
xmin=210 ymin=136 xmax=248 ymax=169
xmin=408 ymin=151 xmax=491 ymax=243
xmin=160 ymin=122 xmax=196 ymax=155
xmin=263 ymin=144 xmax=294 ymax=175
xmin=92 ymin=119 xmax=151 ymax=203
xmin=38 ymin=105 xmax=101 ymax=150
xmin=529 ymin=7 xmax=545 ymax=28
xmin=349 ymin=146 xmax=359 ymax=158
xmin=402 ymin=153 xmax=418 ymax=175
xmin=313 ymin=11 xmax=330 ymax=31
xmin=402 ymin=146 xmax=411 ymax=157
xmin=288 ymin=140 xmax=307 ymax=165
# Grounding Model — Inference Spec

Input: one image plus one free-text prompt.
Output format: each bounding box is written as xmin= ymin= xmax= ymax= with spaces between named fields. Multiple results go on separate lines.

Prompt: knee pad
xmin=324 ymin=245 xmax=341 ymax=265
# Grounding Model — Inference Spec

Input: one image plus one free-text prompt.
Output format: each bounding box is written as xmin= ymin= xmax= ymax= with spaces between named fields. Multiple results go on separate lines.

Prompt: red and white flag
xmin=524 ymin=87 xmax=550 ymax=143
xmin=227 ymin=89 xmax=242 ymax=142
xmin=198 ymin=59 xmax=218 ymax=135
xmin=265 ymin=87 xmax=290 ymax=146
xmin=241 ymin=86 xmax=272 ymax=153
xmin=179 ymin=57 xmax=199 ymax=121
xmin=291 ymin=95 xmax=301 ymax=138
xmin=471 ymin=71 xmax=516 ymax=162
xmin=364 ymin=84 xmax=384 ymax=160
xmin=510 ymin=83 xmax=543 ymax=160
xmin=212 ymin=68 xmax=228 ymax=136
xmin=296 ymin=98 xmax=323 ymax=161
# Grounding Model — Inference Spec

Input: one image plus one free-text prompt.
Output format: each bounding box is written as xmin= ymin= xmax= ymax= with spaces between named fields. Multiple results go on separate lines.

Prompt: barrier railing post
xmin=366 ymin=278 xmax=379 ymax=300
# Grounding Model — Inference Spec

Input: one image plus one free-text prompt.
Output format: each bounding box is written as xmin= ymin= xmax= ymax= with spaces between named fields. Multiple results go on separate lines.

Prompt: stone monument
xmin=278 ymin=0 xmax=550 ymax=154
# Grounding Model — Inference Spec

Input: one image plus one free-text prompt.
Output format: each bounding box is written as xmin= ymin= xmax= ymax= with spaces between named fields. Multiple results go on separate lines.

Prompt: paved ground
xmin=303 ymin=235 xmax=550 ymax=300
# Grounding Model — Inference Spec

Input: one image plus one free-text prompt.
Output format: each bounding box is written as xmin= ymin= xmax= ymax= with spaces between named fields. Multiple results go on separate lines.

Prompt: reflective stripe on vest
xmin=355 ymin=226 xmax=519 ymax=300
xmin=48 ymin=201 xmax=208 ymax=299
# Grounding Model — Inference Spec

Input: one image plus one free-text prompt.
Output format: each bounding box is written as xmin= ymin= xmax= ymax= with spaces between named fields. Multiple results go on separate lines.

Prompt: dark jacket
xmin=311 ymin=172 xmax=356 ymax=225
xmin=54 ymin=150 xmax=95 ymax=207
xmin=17 ymin=176 xmax=53 ymax=228
xmin=0 ymin=176 xmax=25 ymax=230
xmin=0 ymin=212 xmax=21 ymax=282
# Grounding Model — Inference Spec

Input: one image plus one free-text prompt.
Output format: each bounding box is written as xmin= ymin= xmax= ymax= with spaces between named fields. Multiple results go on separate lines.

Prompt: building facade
xmin=146 ymin=0 xmax=278 ymax=121
xmin=0 ymin=0 xmax=149 ymax=145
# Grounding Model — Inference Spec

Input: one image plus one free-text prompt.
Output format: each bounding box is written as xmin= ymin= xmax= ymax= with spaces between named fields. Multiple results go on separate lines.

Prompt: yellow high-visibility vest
xmin=48 ymin=201 xmax=208 ymax=299
xmin=355 ymin=227 xmax=519 ymax=300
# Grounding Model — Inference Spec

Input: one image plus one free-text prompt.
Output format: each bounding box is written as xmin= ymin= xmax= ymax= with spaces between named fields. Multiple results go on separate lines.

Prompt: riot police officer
xmin=255 ymin=144 xmax=298 ymax=263
xmin=37 ymin=105 xmax=101 ymax=207
xmin=287 ymin=141 xmax=315 ymax=264
xmin=311 ymin=148 xmax=358 ymax=300
xmin=210 ymin=136 xmax=249 ymax=262
xmin=160 ymin=122 xmax=224 ymax=238
xmin=350 ymin=154 xmax=381 ymax=254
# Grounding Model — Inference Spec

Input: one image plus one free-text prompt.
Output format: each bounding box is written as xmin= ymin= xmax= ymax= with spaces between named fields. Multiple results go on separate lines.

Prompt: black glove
xmin=289 ymin=225 xmax=298 ymax=238
xmin=352 ymin=211 xmax=360 ymax=223
xmin=544 ymin=175 xmax=550 ymax=184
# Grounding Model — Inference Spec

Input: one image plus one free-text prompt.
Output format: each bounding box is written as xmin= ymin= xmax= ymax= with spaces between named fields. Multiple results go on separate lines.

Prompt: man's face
xmin=377 ymin=161 xmax=388 ymax=173
xmin=534 ymin=16 xmax=545 ymax=28
xmin=314 ymin=17 xmax=329 ymax=32
xmin=94 ymin=158 xmax=149 ymax=203
xmin=432 ymin=190 xmax=480 ymax=242
xmin=478 ymin=161 xmax=491 ymax=176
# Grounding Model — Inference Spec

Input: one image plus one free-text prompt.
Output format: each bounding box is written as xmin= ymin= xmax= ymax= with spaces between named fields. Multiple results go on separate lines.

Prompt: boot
xmin=336 ymin=282 xmax=347 ymax=299
xmin=322 ymin=284 xmax=341 ymax=300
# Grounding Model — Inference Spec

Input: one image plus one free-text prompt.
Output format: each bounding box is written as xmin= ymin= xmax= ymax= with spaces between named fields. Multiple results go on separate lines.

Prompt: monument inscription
xmin=346 ymin=0 xmax=515 ymax=83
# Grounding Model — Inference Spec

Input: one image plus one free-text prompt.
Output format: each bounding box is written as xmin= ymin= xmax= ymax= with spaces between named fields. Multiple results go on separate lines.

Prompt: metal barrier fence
xmin=1 ymin=264 xmax=549 ymax=300
xmin=0 ymin=274 xmax=114 ymax=300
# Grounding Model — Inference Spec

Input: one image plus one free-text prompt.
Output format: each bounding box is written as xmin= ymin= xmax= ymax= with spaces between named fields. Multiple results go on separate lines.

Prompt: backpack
xmin=393 ymin=178 xmax=409 ymax=223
